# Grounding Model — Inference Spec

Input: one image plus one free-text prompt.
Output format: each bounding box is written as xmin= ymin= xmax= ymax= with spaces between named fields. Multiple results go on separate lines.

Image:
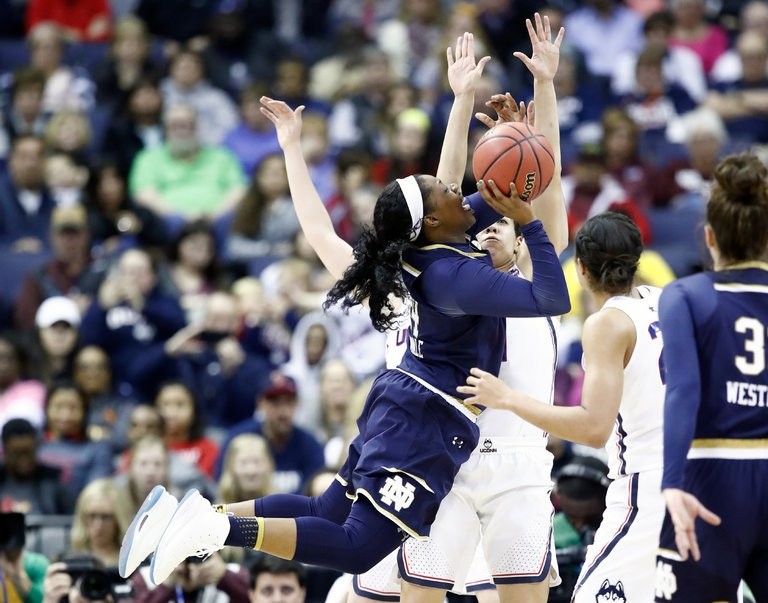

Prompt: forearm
xmin=500 ymin=391 xmax=606 ymax=447
xmin=283 ymin=142 xmax=353 ymax=279
xmin=436 ymin=92 xmax=475 ymax=185
xmin=530 ymin=76 xmax=567 ymax=254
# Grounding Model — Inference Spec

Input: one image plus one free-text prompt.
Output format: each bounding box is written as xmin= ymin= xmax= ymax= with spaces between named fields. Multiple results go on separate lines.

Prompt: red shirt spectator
xmin=26 ymin=0 xmax=112 ymax=42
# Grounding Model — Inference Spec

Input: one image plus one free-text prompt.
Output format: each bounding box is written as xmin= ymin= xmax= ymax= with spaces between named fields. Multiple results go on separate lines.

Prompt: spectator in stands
xmin=320 ymin=149 xmax=370 ymax=243
xmin=25 ymin=0 xmax=112 ymax=42
xmin=37 ymin=381 xmax=113 ymax=496
xmin=601 ymin=108 xmax=658 ymax=209
xmin=79 ymin=248 xmax=187 ymax=398
xmin=93 ymin=16 xmax=159 ymax=108
xmin=711 ymin=0 xmax=768 ymax=84
xmin=300 ymin=113 xmax=336 ymax=204
xmin=705 ymin=31 xmax=768 ymax=148
xmin=564 ymin=0 xmax=644 ymax=79
xmin=153 ymin=381 xmax=218 ymax=478
xmin=68 ymin=478 xmax=127 ymax=567
xmin=14 ymin=206 xmax=102 ymax=331
xmin=618 ymin=46 xmax=697 ymax=156
xmin=0 ymin=136 xmax=54 ymax=252
xmin=612 ymin=10 xmax=707 ymax=104
xmin=248 ymin=556 xmax=306 ymax=603
xmin=32 ymin=296 xmax=81 ymax=385
xmin=283 ymin=311 xmax=339 ymax=437
xmin=114 ymin=434 xmax=169 ymax=529
xmin=223 ymin=83 xmax=281 ymax=178
xmin=0 ymin=419 xmax=71 ymax=514
xmin=224 ymin=153 xmax=299 ymax=271
xmin=26 ymin=23 xmax=94 ymax=113
xmin=103 ymin=78 xmax=164 ymax=176
xmin=85 ymin=161 xmax=167 ymax=255
xmin=317 ymin=360 xmax=356 ymax=468
xmin=163 ymin=219 xmax=229 ymax=323
xmin=130 ymin=551 xmax=250 ymax=603
xmin=44 ymin=153 xmax=89 ymax=207
xmin=43 ymin=111 xmax=93 ymax=163
xmin=160 ymin=291 xmax=273 ymax=429
xmin=0 ymin=337 xmax=46 ymax=432
xmin=0 ymin=511 xmax=49 ymax=603
xmin=123 ymin=405 xmax=163 ymax=461
xmin=652 ymin=107 xmax=727 ymax=208
xmin=129 ymin=104 xmax=246 ymax=220
xmin=74 ymin=345 xmax=135 ymax=451
xmin=0 ymin=68 xmax=49 ymax=148
xmin=215 ymin=372 xmax=324 ymax=494
xmin=668 ymin=0 xmax=728 ymax=76
xmin=160 ymin=50 xmax=239 ymax=147
xmin=371 ymin=107 xmax=436 ymax=184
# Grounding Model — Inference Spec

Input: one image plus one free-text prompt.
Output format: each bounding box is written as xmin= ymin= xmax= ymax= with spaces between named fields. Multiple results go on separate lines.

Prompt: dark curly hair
xmin=574 ymin=212 xmax=643 ymax=294
xmin=324 ymin=177 xmax=431 ymax=332
xmin=707 ymin=153 xmax=768 ymax=264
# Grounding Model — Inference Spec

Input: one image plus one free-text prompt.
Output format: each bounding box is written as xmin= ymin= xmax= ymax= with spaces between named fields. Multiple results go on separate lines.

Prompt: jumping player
xmin=459 ymin=211 xmax=666 ymax=603
xmin=654 ymin=153 xmax=768 ymax=603
xmin=118 ymin=32 xmax=570 ymax=585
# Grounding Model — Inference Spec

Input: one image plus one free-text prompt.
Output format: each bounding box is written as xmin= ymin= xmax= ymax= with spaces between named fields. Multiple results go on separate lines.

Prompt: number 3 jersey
xmin=598 ymin=285 xmax=665 ymax=479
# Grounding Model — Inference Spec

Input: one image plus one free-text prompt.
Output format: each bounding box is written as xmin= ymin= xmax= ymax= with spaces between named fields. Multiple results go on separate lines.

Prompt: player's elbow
xmin=582 ymin=423 xmax=612 ymax=448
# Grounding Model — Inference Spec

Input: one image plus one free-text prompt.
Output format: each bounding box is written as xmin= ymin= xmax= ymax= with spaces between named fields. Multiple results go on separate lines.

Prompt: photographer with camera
xmin=130 ymin=552 xmax=248 ymax=603
xmin=41 ymin=556 xmax=126 ymax=603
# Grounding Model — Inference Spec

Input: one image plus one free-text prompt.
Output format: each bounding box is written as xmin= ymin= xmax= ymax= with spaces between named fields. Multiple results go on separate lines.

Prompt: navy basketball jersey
xmin=399 ymin=243 xmax=506 ymax=397
xmin=676 ymin=264 xmax=768 ymax=440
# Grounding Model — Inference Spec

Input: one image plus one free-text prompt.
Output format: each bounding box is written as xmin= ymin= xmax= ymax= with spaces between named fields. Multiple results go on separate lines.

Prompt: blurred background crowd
xmin=0 ymin=0 xmax=765 ymax=601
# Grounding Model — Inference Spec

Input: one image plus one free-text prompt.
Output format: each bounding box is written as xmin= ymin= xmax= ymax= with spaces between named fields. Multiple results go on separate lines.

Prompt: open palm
xmin=513 ymin=12 xmax=565 ymax=81
xmin=260 ymin=95 xmax=304 ymax=150
xmin=447 ymin=32 xmax=491 ymax=97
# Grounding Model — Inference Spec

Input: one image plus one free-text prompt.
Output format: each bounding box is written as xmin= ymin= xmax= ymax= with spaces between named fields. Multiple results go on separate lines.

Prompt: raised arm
xmin=260 ymin=96 xmax=353 ymax=280
xmin=435 ymin=32 xmax=491 ymax=187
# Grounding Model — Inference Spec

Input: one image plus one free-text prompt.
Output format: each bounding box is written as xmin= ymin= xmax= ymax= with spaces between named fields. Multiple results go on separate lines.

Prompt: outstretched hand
xmin=457 ymin=367 xmax=515 ymax=409
xmin=513 ymin=12 xmax=565 ymax=82
xmin=260 ymin=96 xmax=304 ymax=150
xmin=447 ymin=32 xmax=491 ymax=98
xmin=662 ymin=488 xmax=721 ymax=562
xmin=475 ymin=93 xmax=536 ymax=130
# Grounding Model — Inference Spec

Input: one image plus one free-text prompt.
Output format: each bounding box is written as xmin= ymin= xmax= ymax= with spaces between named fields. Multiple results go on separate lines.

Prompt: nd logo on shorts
xmin=654 ymin=560 xmax=678 ymax=601
xmin=379 ymin=475 xmax=416 ymax=511
xmin=596 ymin=579 xmax=626 ymax=602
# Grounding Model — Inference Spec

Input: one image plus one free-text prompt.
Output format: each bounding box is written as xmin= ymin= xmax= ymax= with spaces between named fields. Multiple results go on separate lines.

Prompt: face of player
xmin=476 ymin=217 xmax=522 ymax=269
xmin=422 ymin=176 xmax=475 ymax=238
xmin=250 ymin=573 xmax=305 ymax=603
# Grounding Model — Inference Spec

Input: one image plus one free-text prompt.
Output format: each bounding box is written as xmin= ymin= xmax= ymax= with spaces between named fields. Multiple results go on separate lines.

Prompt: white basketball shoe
xmin=149 ymin=489 xmax=230 ymax=585
xmin=118 ymin=485 xmax=178 ymax=578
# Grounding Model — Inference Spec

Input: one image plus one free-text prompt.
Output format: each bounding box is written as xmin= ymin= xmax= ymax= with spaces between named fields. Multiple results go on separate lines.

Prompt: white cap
xmin=35 ymin=296 xmax=81 ymax=329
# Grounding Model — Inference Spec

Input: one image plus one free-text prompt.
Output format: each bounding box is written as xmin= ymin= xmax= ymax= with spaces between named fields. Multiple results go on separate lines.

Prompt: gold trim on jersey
xmin=355 ymin=488 xmax=426 ymax=540
xmin=381 ymin=467 xmax=435 ymax=493
xmin=726 ymin=261 xmax=768 ymax=271
xmin=416 ymin=244 xmax=487 ymax=259
xmin=713 ymin=283 xmax=768 ymax=294
xmin=402 ymin=262 xmax=420 ymax=277
xmin=692 ymin=438 xmax=768 ymax=448
xmin=657 ymin=548 xmax=683 ymax=562
xmin=334 ymin=474 xmax=348 ymax=487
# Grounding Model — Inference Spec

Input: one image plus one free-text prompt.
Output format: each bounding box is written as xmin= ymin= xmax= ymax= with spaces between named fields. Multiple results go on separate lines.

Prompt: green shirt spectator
xmin=129 ymin=104 xmax=246 ymax=218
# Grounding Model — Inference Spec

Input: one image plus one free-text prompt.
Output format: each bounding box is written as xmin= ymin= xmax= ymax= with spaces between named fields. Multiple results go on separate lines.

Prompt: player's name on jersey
xmin=726 ymin=381 xmax=768 ymax=407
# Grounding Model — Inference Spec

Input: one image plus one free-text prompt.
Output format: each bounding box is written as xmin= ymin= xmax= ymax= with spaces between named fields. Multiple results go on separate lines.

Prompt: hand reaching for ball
xmin=475 ymin=93 xmax=535 ymax=130
xmin=477 ymin=179 xmax=535 ymax=226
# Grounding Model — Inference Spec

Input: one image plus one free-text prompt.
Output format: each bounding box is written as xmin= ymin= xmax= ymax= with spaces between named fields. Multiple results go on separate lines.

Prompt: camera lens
xmin=77 ymin=571 xmax=112 ymax=601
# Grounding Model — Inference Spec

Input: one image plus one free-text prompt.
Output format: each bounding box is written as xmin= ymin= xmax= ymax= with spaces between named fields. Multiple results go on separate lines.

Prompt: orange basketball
xmin=472 ymin=122 xmax=555 ymax=202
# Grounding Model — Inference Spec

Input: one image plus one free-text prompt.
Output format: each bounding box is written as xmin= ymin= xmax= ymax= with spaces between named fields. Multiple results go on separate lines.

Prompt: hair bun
xmin=715 ymin=154 xmax=767 ymax=204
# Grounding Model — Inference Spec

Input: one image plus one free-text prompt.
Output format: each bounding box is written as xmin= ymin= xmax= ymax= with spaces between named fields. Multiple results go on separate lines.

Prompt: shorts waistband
xmin=396 ymin=368 xmax=480 ymax=422
xmin=688 ymin=438 xmax=768 ymax=460
xmin=474 ymin=436 xmax=548 ymax=453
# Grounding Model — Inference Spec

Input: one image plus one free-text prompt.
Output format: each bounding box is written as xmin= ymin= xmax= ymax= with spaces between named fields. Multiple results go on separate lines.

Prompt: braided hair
xmin=324 ymin=177 xmax=431 ymax=332
xmin=574 ymin=212 xmax=643 ymax=294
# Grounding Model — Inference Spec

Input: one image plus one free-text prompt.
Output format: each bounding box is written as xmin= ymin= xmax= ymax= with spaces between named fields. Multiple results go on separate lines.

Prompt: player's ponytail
xmin=708 ymin=153 xmax=768 ymax=263
xmin=574 ymin=212 xmax=643 ymax=295
xmin=325 ymin=177 xmax=430 ymax=332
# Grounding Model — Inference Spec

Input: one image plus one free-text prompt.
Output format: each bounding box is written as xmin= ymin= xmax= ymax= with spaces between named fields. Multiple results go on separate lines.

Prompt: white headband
xmin=396 ymin=176 xmax=424 ymax=241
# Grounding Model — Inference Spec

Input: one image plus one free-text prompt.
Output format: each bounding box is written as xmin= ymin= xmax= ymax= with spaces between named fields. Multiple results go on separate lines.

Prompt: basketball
xmin=472 ymin=122 xmax=556 ymax=202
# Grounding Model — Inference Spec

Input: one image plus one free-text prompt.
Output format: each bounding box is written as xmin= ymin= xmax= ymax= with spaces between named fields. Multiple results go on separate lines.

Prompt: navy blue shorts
xmin=655 ymin=458 xmax=768 ymax=602
xmin=338 ymin=370 xmax=479 ymax=539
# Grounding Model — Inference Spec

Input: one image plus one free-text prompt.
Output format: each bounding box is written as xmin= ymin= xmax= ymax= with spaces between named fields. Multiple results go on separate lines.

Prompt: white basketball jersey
xmin=599 ymin=285 xmax=665 ymax=478
xmin=385 ymin=300 xmax=411 ymax=369
xmin=481 ymin=312 xmax=559 ymax=439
